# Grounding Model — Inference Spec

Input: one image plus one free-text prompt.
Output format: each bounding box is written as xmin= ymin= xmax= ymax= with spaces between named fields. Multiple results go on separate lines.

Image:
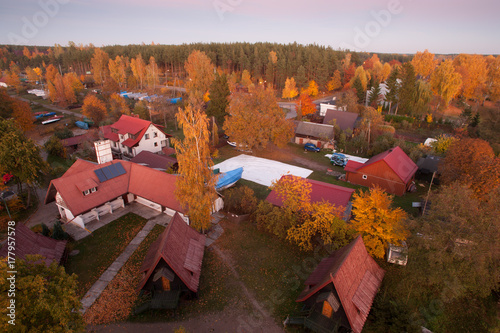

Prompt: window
xmin=121 ymin=144 xmax=125 ymax=148
xmin=145 ymin=134 xmax=150 ymax=140
xmin=153 ymin=132 xmax=158 ymax=138
xmin=362 ymin=174 xmax=368 ymax=180
xmin=154 ymin=142 xmax=158 ymax=147
xmin=83 ymin=187 xmax=97 ymax=196
xmin=119 ymin=134 xmax=123 ymax=140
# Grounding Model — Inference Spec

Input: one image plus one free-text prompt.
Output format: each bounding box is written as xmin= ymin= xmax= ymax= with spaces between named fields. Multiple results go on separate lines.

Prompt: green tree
xmin=385 ymin=67 xmax=400 ymax=113
xmin=44 ymin=136 xmax=66 ymax=158
xmin=0 ymin=119 xmax=47 ymax=207
xmin=0 ymin=256 xmax=84 ymax=332
xmin=206 ymin=72 xmax=230 ymax=126
xmin=172 ymin=105 xmax=218 ymax=232
xmin=352 ymin=76 xmax=365 ymax=103
xmin=399 ymin=62 xmax=417 ymax=115
xmin=368 ymin=81 xmax=381 ymax=107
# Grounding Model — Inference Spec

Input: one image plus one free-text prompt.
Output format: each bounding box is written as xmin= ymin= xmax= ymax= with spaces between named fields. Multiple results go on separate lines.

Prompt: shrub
xmin=42 ymin=223 xmax=51 ymax=237
xmin=54 ymin=127 xmax=74 ymax=140
xmin=31 ymin=224 xmax=43 ymax=234
xmin=224 ymin=186 xmax=258 ymax=215
xmin=51 ymin=220 xmax=69 ymax=240
xmin=384 ymin=114 xmax=415 ymax=124
xmin=44 ymin=136 xmax=66 ymax=158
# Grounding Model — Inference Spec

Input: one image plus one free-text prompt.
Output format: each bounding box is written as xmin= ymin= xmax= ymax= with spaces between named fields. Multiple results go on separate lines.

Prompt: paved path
xmin=81 ymin=212 xmax=171 ymax=314
xmin=12 ymin=95 xmax=83 ymax=118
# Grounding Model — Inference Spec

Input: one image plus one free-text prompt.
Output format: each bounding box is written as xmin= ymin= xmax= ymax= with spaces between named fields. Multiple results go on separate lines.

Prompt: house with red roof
xmin=45 ymin=159 xmax=222 ymax=229
xmin=100 ymin=115 xmax=172 ymax=158
xmin=287 ymin=236 xmax=384 ymax=333
xmin=345 ymin=146 xmax=418 ymax=196
xmin=135 ymin=212 xmax=206 ymax=310
xmin=266 ymin=175 xmax=355 ymax=219
xmin=0 ymin=223 xmax=67 ymax=267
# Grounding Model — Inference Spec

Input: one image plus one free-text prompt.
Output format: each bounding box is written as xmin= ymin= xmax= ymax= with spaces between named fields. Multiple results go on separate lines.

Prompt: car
xmin=0 ymin=190 xmax=17 ymax=202
xmin=330 ymin=153 xmax=348 ymax=167
xmin=304 ymin=143 xmax=320 ymax=152
xmin=2 ymin=173 xmax=13 ymax=185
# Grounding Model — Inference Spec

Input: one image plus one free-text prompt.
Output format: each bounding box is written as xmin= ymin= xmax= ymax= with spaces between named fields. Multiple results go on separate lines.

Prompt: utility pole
xmin=422 ymin=171 xmax=436 ymax=216
xmin=367 ymin=120 xmax=371 ymax=148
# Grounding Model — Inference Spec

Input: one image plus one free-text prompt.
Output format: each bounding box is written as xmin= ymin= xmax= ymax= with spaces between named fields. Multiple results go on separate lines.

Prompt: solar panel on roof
xmin=114 ymin=162 xmax=126 ymax=176
xmin=107 ymin=164 xmax=118 ymax=178
xmin=102 ymin=166 xmax=113 ymax=179
xmin=94 ymin=169 xmax=107 ymax=182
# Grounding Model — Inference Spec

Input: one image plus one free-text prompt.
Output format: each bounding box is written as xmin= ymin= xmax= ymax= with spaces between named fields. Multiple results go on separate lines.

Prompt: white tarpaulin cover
xmin=324 ymin=154 xmax=369 ymax=164
xmin=213 ymin=154 xmax=313 ymax=187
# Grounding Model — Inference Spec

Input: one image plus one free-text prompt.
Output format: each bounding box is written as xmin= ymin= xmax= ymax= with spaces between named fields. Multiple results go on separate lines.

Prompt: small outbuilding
xmin=345 ymin=146 xmax=418 ymax=196
xmin=136 ymin=213 xmax=206 ymax=310
xmin=295 ymin=121 xmax=335 ymax=149
xmin=287 ymin=236 xmax=385 ymax=333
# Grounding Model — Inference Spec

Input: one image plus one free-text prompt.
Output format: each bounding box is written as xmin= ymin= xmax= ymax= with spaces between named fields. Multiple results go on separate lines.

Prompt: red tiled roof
xmin=0 ymin=223 xmax=66 ymax=266
xmin=137 ymin=213 xmax=206 ymax=293
xmin=45 ymin=159 xmax=184 ymax=216
xmin=111 ymin=115 xmax=152 ymax=135
xmin=346 ymin=146 xmax=418 ymax=184
xmin=266 ymin=175 xmax=355 ymax=210
xmin=296 ymin=236 xmax=385 ymax=333
xmin=130 ymin=151 xmax=178 ymax=170
xmin=100 ymin=125 xmax=119 ymax=142
xmin=61 ymin=133 xmax=93 ymax=147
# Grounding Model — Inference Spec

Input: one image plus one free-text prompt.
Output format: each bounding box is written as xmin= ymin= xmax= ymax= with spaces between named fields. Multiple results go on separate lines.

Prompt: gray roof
xmin=323 ymin=109 xmax=359 ymax=131
xmin=416 ymin=155 xmax=441 ymax=174
xmin=295 ymin=122 xmax=334 ymax=140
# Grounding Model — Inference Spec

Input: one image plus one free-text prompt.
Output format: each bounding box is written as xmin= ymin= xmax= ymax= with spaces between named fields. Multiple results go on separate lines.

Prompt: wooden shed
xmin=345 ymin=146 xmax=418 ymax=196
xmin=286 ymin=236 xmax=385 ymax=333
xmin=136 ymin=213 xmax=206 ymax=311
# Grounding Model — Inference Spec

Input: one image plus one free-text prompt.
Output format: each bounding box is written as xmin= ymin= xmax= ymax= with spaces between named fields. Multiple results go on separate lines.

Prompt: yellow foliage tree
xmin=146 ymin=56 xmax=159 ymax=90
xmin=223 ymin=85 xmax=294 ymax=151
xmin=130 ymin=54 xmax=147 ymax=91
xmin=326 ymin=70 xmax=342 ymax=91
xmin=381 ymin=63 xmax=392 ymax=82
xmin=282 ymin=77 xmax=298 ymax=99
xmin=12 ymin=99 xmax=34 ymax=132
xmin=411 ymin=49 xmax=436 ymax=79
xmin=108 ymin=55 xmax=128 ymax=90
xmin=91 ymin=48 xmax=110 ymax=88
xmin=303 ymin=80 xmax=319 ymax=97
xmin=184 ymin=50 xmax=215 ymax=107
xmin=350 ymin=187 xmax=408 ymax=259
xmin=430 ymin=60 xmax=462 ymax=107
xmin=109 ymin=93 xmax=130 ymax=117
xmin=241 ymin=69 xmax=254 ymax=89
xmin=172 ymin=105 xmax=217 ymax=232
xmin=351 ymin=66 xmax=370 ymax=91
xmin=486 ymin=55 xmax=500 ymax=101
xmin=453 ymin=54 xmax=488 ymax=101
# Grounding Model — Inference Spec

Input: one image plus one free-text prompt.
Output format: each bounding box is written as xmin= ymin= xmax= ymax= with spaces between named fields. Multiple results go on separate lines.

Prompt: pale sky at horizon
xmin=1 ymin=0 xmax=499 ymax=54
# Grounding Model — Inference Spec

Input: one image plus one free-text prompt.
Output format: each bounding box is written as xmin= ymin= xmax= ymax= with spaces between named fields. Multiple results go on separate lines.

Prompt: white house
xmin=100 ymin=115 xmax=171 ymax=158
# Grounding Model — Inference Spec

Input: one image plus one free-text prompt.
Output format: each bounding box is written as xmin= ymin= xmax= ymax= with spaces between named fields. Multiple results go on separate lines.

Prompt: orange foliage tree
xmin=350 ymin=186 xmax=408 ymax=259
xmin=130 ymin=54 xmax=147 ymax=90
xmin=109 ymin=93 xmax=130 ymax=118
xmin=453 ymin=54 xmax=488 ymax=102
xmin=296 ymin=93 xmax=316 ymax=118
xmin=223 ymin=85 xmax=294 ymax=151
xmin=411 ymin=49 xmax=436 ymax=79
xmin=440 ymin=138 xmax=499 ymax=201
xmin=12 ymin=99 xmax=34 ymax=132
xmin=108 ymin=55 xmax=128 ymax=90
xmin=82 ymin=94 xmax=107 ymax=125
xmin=326 ymin=70 xmax=342 ymax=91
xmin=184 ymin=50 xmax=215 ymax=107
xmin=282 ymin=77 xmax=298 ymax=100
xmin=91 ymin=48 xmax=110 ymax=88
xmin=430 ymin=59 xmax=462 ymax=107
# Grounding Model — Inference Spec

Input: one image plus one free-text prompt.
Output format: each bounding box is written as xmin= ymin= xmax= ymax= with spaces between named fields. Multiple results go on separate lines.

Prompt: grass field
xmin=65 ymin=213 xmax=148 ymax=296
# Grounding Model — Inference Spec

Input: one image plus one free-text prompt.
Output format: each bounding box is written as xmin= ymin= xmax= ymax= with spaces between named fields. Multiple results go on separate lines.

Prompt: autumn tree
xmin=296 ymin=92 xmax=316 ymax=118
xmin=7 ymin=62 xmax=22 ymax=92
xmin=91 ymin=48 xmax=110 ymax=88
xmin=172 ymin=105 xmax=217 ymax=232
xmin=0 ymin=119 xmax=47 ymax=207
xmin=12 ymin=99 xmax=34 ymax=132
xmin=223 ymin=85 xmax=294 ymax=151
xmin=146 ymin=56 xmax=159 ymax=90
xmin=350 ymin=186 xmax=408 ymax=259
xmin=241 ymin=69 xmax=254 ymax=89
xmin=430 ymin=134 xmax=456 ymax=155
xmin=413 ymin=79 xmax=433 ymax=117
xmin=0 ymin=256 xmax=84 ymax=332
xmin=130 ymin=54 xmax=147 ymax=90
xmin=82 ymin=94 xmax=107 ymax=125
xmin=453 ymin=54 xmax=488 ymax=103
xmin=108 ymin=55 xmax=128 ymax=90
xmin=303 ymin=80 xmax=319 ymax=97
xmin=44 ymin=63 xmax=58 ymax=85
xmin=411 ymin=49 xmax=436 ymax=79
xmin=381 ymin=62 xmax=392 ymax=82
xmin=337 ymin=89 xmax=358 ymax=112
xmin=430 ymin=59 xmax=462 ymax=108
xmin=255 ymin=175 xmax=351 ymax=251
xmin=485 ymin=55 xmax=500 ymax=101
xmin=351 ymin=66 xmax=370 ymax=91
xmin=326 ymin=70 xmax=342 ymax=91
xmin=439 ymin=138 xmax=499 ymax=200
xmin=109 ymin=93 xmax=130 ymax=118
xmin=184 ymin=50 xmax=215 ymax=107
xmin=44 ymin=135 xmax=66 ymax=158
xmin=282 ymin=77 xmax=298 ymax=100
xmin=206 ymin=72 xmax=230 ymax=126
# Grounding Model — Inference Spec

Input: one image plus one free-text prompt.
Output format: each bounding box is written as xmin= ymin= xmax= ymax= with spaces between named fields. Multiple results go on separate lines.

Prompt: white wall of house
xmin=135 ymin=196 xmax=163 ymax=212
xmin=134 ymin=124 xmax=169 ymax=156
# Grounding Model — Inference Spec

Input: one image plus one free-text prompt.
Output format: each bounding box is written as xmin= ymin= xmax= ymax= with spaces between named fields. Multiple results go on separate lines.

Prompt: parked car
xmin=2 ymin=173 xmax=13 ymax=185
xmin=304 ymin=143 xmax=320 ymax=152
xmin=330 ymin=153 xmax=348 ymax=167
xmin=0 ymin=190 xmax=17 ymax=202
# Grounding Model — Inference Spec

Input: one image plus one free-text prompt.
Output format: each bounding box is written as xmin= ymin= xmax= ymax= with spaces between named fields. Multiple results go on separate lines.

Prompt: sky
xmin=1 ymin=0 xmax=499 ymax=54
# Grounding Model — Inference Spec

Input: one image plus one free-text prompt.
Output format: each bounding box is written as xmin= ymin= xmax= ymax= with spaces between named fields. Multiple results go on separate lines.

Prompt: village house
xmin=266 ymin=175 xmax=355 ymax=220
xmin=45 ymin=159 xmax=223 ymax=229
xmin=322 ymin=109 xmax=360 ymax=132
xmin=294 ymin=121 xmax=335 ymax=149
xmin=345 ymin=146 xmax=418 ymax=196
xmin=288 ymin=236 xmax=385 ymax=333
xmin=0 ymin=223 xmax=67 ymax=266
xmin=135 ymin=212 xmax=206 ymax=311
xmin=100 ymin=114 xmax=171 ymax=158
xmin=129 ymin=150 xmax=178 ymax=172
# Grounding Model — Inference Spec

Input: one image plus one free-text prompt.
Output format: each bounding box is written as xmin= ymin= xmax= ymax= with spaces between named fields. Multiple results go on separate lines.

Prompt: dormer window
xmin=154 ymin=132 xmax=158 ymax=138
xmin=145 ymin=134 xmax=150 ymax=140
xmin=83 ymin=187 xmax=97 ymax=196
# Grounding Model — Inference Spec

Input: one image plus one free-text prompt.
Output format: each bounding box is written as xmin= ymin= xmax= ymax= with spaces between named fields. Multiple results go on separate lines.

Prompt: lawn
xmin=215 ymin=219 xmax=322 ymax=323
xmin=65 ymin=213 xmax=148 ymax=296
xmin=84 ymin=224 xmax=166 ymax=325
